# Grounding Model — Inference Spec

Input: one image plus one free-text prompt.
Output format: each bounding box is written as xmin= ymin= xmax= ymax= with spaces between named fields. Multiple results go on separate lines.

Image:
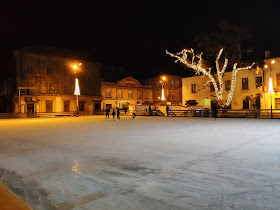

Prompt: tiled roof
xmin=14 ymin=45 xmax=96 ymax=62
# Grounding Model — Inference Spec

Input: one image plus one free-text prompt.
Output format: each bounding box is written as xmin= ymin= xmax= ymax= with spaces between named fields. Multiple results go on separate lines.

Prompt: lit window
xmin=145 ymin=91 xmax=149 ymax=99
xmin=191 ymin=84 xmax=197 ymax=93
xmin=275 ymin=98 xmax=280 ymax=109
xmin=277 ymin=74 xmax=280 ymax=87
xmin=138 ymin=90 xmax=142 ymax=99
xmin=106 ymin=89 xmax=111 ymax=98
xmin=225 ymin=80 xmax=231 ymax=91
xmin=255 ymin=76 xmax=262 ymax=89
xmin=128 ymin=90 xmax=133 ymax=98
xmin=117 ymin=89 xmax=123 ymax=98
xmin=242 ymin=78 xmax=249 ymax=90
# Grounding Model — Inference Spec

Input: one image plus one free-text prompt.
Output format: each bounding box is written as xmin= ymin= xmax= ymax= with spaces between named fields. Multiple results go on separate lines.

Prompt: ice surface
xmin=0 ymin=116 xmax=280 ymax=209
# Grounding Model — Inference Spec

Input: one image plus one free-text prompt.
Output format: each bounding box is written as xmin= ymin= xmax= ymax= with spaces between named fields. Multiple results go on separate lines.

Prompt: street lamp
xmin=160 ymin=76 xmax=166 ymax=101
xmin=265 ymin=60 xmax=275 ymax=118
xmin=73 ymin=63 xmax=82 ymax=116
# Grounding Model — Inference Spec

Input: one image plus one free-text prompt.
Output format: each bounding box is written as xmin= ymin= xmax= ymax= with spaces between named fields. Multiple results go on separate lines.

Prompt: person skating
xmin=212 ymin=101 xmax=219 ymax=120
xmin=166 ymin=105 xmax=169 ymax=116
xmin=112 ymin=109 xmax=115 ymax=119
xmin=105 ymin=107 xmax=110 ymax=120
xmin=149 ymin=105 xmax=152 ymax=116
xmin=116 ymin=107 xmax=120 ymax=121
xmin=132 ymin=108 xmax=137 ymax=119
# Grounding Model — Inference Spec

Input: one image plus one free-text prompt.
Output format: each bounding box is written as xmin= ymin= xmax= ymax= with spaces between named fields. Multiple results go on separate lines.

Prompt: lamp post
xmin=265 ymin=60 xmax=275 ymax=118
xmin=160 ymin=76 xmax=166 ymax=101
xmin=73 ymin=63 xmax=82 ymax=116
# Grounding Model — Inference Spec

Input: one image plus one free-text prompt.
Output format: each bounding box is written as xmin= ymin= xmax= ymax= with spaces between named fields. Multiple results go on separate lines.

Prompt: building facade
xmin=13 ymin=46 xmax=102 ymax=114
xmin=182 ymin=58 xmax=280 ymax=110
xmin=143 ymin=75 xmax=182 ymax=105
xmin=101 ymin=77 xmax=153 ymax=110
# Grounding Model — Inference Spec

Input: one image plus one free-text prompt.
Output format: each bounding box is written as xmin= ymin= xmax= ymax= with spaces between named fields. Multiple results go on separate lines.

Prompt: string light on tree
xmin=166 ymin=48 xmax=255 ymax=106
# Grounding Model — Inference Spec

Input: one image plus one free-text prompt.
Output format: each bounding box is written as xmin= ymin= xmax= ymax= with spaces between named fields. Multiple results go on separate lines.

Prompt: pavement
xmin=0 ymin=182 xmax=31 ymax=210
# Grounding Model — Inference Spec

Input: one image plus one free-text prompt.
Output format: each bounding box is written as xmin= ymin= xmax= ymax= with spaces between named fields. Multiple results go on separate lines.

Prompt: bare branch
xmin=225 ymin=62 xmax=255 ymax=106
xmin=236 ymin=62 xmax=255 ymax=71
xmin=167 ymin=48 xmax=255 ymax=105
xmin=197 ymin=80 xmax=211 ymax=92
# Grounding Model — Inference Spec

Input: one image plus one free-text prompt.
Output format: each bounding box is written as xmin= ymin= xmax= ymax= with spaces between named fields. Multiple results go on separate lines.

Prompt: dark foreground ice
xmin=0 ymin=116 xmax=280 ymax=209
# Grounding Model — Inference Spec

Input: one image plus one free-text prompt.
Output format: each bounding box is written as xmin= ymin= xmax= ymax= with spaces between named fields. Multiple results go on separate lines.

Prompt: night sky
xmin=2 ymin=0 xmax=280 ymax=80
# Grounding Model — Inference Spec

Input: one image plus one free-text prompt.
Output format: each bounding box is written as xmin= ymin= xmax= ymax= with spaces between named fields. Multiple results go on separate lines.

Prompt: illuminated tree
xmin=166 ymin=48 xmax=255 ymax=106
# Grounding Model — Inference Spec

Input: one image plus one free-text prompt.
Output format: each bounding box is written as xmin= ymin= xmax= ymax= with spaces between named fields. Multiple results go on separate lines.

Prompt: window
xmin=242 ymin=78 xmax=249 ymax=90
xmin=45 ymin=83 xmax=51 ymax=94
xmin=46 ymin=100 xmax=52 ymax=113
xmin=94 ymin=102 xmax=101 ymax=110
xmin=171 ymin=80 xmax=174 ymax=88
xmin=117 ymin=89 xmax=123 ymax=98
xmin=243 ymin=98 xmax=249 ymax=109
xmin=275 ymin=98 xmax=280 ymax=109
xmin=47 ymin=65 xmax=52 ymax=75
xmin=106 ymin=104 xmax=112 ymax=109
xmin=145 ymin=91 xmax=149 ymax=99
xmin=225 ymin=80 xmax=231 ymax=91
xmin=138 ymin=90 xmax=142 ymax=99
xmin=210 ymin=83 xmax=215 ymax=92
xmin=156 ymin=81 xmax=161 ymax=88
xmin=79 ymin=101 xmax=85 ymax=111
xmin=191 ymin=84 xmax=197 ymax=93
xmin=64 ymin=67 xmax=68 ymax=77
xmin=25 ymin=65 xmax=33 ymax=73
xmin=256 ymin=76 xmax=262 ymax=89
xmin=128 ymin=90 xmax=133 ymax=98
xmin=277 ymin=74 xmax=280 ymax=87
xmin=64 ymin=100 xmax=70 ymax=112
xmin=64 ymin=84 xmax=69 ymax=94
xmin=106 ymin=89 xmax=111 ymax=98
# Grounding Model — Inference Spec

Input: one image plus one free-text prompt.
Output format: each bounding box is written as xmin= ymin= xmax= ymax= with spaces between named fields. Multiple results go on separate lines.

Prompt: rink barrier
xmin=167 ymin=109 xmax=280 ymax=119
xmin=0 ymin=109 xmax=280 ymax=119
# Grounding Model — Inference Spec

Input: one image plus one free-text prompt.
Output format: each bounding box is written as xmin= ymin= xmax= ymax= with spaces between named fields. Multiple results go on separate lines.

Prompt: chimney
xmin=265 ymin=51 xmax=271 ymax=59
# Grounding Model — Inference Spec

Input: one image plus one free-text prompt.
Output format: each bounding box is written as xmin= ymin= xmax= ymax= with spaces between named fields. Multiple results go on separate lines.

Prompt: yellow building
xmin=101 ymin=77 xmax=153 ymax=110
xmin=182 ymin=58 xmax=280 ymax=110
xmin=13 ymin=46 xmax=102 ymax=114
xmin=143 ymin=75 xmax=182 ymax=105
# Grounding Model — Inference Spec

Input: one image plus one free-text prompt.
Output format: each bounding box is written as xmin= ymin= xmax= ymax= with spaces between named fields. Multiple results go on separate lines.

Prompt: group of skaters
xmin=105 ymin=107 xmax=137 ymax=121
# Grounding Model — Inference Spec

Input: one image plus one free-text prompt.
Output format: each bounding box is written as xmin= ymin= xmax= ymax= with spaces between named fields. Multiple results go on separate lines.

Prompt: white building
xmin=182 ymin=58 xmax=280 ymax=110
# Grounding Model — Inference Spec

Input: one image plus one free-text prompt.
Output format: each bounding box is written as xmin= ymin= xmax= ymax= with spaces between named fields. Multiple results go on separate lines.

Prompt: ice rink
xmin=0 ymin=116 xmax=280 ymax=209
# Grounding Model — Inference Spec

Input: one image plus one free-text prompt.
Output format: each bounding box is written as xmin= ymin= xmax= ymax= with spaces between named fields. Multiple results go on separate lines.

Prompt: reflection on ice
xmin=72 ymin=160 xmax=81 ymax=177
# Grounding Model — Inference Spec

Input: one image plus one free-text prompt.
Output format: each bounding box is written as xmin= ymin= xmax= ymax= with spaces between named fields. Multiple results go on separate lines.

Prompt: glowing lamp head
xmin=79 ymin=63 xmax=82 ymax=66
xmin=264 ymin=64 xmax=268 ymax=69
xmin=73 ymin=65 xmax=78 ymax=70
xmin=162 ymin=76 xmax=166 ymax=81
xmin=271 ymin=60 xmax=275 ymax=64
